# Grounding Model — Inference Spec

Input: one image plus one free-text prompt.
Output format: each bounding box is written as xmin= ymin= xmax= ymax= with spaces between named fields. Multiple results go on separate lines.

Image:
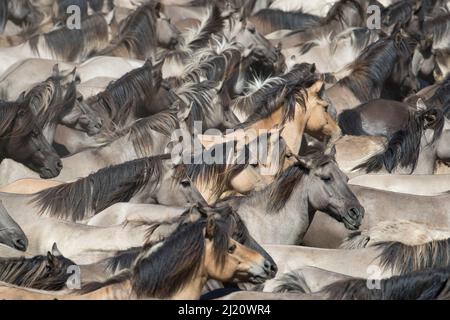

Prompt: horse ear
xmin=104 ymin=9 xmax=115 ymax=25
xmin=51 ymin=243 xmax=62 ymax=257
xmin=308 ymin=80 xmax=325 ymax=94
xmin=205 ymin=216 xmax=216 ymax=239
xmin=47 ymin=251 xmax=55 ymax=265
xmin=416 ymin=98 xmax=427 ymax=111
xmin=154 ymin=2 xmax=161 ymax=16
xmin=16 ymin=92 xmax=26 ymax=103
xmin=52 ymin=64 xmax=60 ymax=77
xmin=175 ymin=100 xmax=193 ymax=122
xmin=296 ymin=157 xmax=314 ymax=170
xmin=325 ymin=145 xmax=337 ymax=157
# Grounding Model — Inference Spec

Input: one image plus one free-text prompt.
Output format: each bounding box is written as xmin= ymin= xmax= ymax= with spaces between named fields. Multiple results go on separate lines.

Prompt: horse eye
xmin=180 ymin=179 xmax=191 ymax=187
xmin=248 ymin=26 xmax=256 ymax=34
xmin=228 ymin=244 xmax=237 ymax=253
xmin=321 ymin=176 xmax=332 ymax=182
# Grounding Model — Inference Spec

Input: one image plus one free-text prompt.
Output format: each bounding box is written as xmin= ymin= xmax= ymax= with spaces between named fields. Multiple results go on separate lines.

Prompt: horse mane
xmin=99 ymin=109 xmax=179 ymax=157
xmin=174 ymin=140 xmax=254 ymax=200
xmin=181 ymin=5 xmax=224 ymax=52
xmin=25 ymin=73 xmax=64 ymax=129
xmin=86 ymin=60 xmax=158 ymax=126
xmin=131 ymin=216 xmax=229 ymax=298
xmin=339 ymin=36 xmax=413 ymax=102
xmin=233 ymin=64 xmax=318 ymax=128
xmin=324 ymin=267 xmax=450 ymax=299
xmin=245 ymin=150 xmax=333 ymax=213
xmin=376 ymin=238 xmax=450 ymax=275
xmin=338 ymin=108 xmax=366 ymax=136
xmin=0 ymin=99 xmax=35 ymax=138
xmin=88 ymin=0 xmax=113 ymax=12
xmin=321 ymin=0 xmax=364 ymax=25
xmin=0 ymin=254 xmax=75 ymax=291
xmin=340 ymin=230 xmax=371 ymax=249
xmin=161 ymin=5 xmax=224 ymax=66
xmin=250 ymin=9 xmax=320 ymax=32
xmin=181 ymin=38 xmax=242 ymax=84
xmin=275 ymin=266 xmax=450 ymax=300
xmin=103 ymin=204 xmax=250 ymax=274
xmin=425 ymin=75 xmax=450 ymax=108
xmin=424 ymin=13 xmax=450 ymax=45
xmin=103 ymin=2 xmax=158 ymax=59
xmin=353 ymin=107 xmax=445 ymax=173
xmin=174 ymin=80 xmax=218 ymax=127
xmin=29 ymin=13 xmax=109 ymax=61
xmin=31 ymin=155 xmax=172 ymax=221
xmin=273 ymin=269 xmax=312 ymax=294
xmin=82 ymin=216 xmax=231 ymax=299
xmin=0 ymin=0 xmax=7 ymax=34
xmin=381 ymin=0 xmax=414 ymax=27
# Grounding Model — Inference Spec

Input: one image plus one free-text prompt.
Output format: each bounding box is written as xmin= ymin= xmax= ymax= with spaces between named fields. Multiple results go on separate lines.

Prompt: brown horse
xmin=0 ymin=215 xmax=275 ymax=300
xmin=0 ymin=95 xmax=62 ymax=178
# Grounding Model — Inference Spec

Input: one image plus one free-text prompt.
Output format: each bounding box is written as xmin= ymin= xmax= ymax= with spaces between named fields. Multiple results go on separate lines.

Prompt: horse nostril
xmin=56 ymin=160 xmax=63 ymax=170
xmin=348 ymin=207 xmax=361 ymax=220
xmin=264 ymin=260 xmax=277 ymax=276
xmin=14 ymin=238 xmax=27 ymax=251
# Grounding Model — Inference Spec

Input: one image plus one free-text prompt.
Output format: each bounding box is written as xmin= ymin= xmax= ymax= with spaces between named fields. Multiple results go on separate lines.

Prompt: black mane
xmin=31 ymin=155 xmax=172 ymax=221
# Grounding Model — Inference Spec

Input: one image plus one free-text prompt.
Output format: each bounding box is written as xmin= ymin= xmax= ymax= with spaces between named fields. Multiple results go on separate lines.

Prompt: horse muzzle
xmin=342 ymin=206 xmax=365 ymax=231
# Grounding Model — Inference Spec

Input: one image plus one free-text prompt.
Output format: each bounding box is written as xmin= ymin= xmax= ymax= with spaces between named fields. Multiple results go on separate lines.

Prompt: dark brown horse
xmin=338 ymin=99 xmax=415 ymax=138
xmin=0 ymin=95 xmax=62 ymax=178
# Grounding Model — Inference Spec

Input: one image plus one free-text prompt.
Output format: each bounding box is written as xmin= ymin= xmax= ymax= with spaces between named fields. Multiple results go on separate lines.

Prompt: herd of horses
xmin=0 ymin=0 xmax=449 ymax=300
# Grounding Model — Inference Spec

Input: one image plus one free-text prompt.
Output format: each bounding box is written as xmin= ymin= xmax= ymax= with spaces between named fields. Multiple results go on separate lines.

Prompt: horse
xmin=340 ymin=220 xmax=450 ymax=249
xmin=0 ymin=243 xmax=76 ymax=291
xmin=274 ymin=266 xmax=450 ymax=300
xmin=85 ymin=60 xmax=172 ymax=130
xmin=0 ymin=214 xmax=275 ymax=299
xmin=83 ymin=204 xmax=277 ymax=280
xmin=353 ymin=105 xmax=450 ymax=175
xmin=0 ymin=94 xmax=62 ymax=179
xmin=274 ymin=0 xmax=368 ymax=49
xmin=338 ymin=99 xmax=416 ymax=138
xmin=100 ymin=2 xmax=180 ymax=59
xmin=215 ymin=68 xmax=341 ymax=155
xmin=0 ymin=192 xmax=164 ymax=264
xmin=269 ymin=0 xmax=339 ymax=17
xmin=349 ymin=174 xmax=450 ymax=195
xmin=0 ymin=200 xmax=28 ymax=252
xmin=0 ymin=0 xmax=44 ymax=34
xmin=0 ymin=56 xmax=143 ymax=101
xmin=304 ymin=185 xmax=450 ymax=248
xmin=325 ymin=32 xmax=418 ymax=115
xmin=218 ymin=148 xmax=364 ymax=245
xmin=26 ymin=154 xmax=205 ymax=222
xmin=0 ymin=13 xmax=114 ymax=75
xmin=283 ymin=27 xmax=379 ymax=75
xmin=248 ymin=9 xmax=321 ymax=35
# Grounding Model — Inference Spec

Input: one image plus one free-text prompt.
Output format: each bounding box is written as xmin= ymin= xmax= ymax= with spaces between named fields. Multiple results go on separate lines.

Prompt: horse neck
xmin=411 ymin=133 xmax=438 ymax=174
xmin=42 ymin=123 xmax=57 ymax=144
xmin=281 ymin=106 xmax=308 ymax=155
xmin=238 ymin=173 xmax=311 ymax=244
xmin=69 ymin=280 xmax=136 ymax=300
xmin=245 ymin=106 xmax=306 ymax=155
xmin=92 ymin=133 xmax=139 ymax=166
xmin=169 ymin=267 xmax=207 ymax=300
